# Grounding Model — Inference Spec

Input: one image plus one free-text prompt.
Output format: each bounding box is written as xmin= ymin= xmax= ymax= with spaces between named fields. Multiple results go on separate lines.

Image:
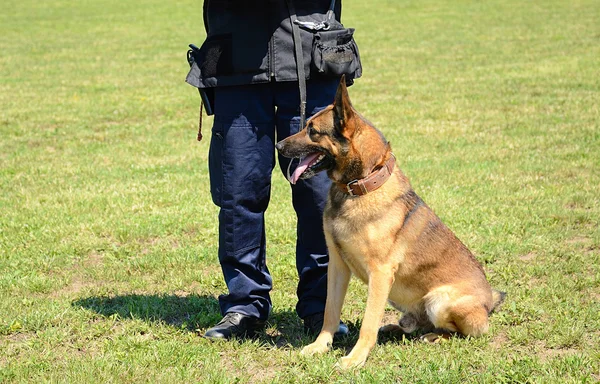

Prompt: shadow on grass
xmin=73 ymin=294 xmax=413 ymax=350
xmin=261 ymin=314 xmax=421 ymax=351
xmin=73 ymin=294 xmax=222 ymax=330
xmin=71 ymin=294 xmax=322 ymax=347
xmin=72 ymin=294 xmax=319 ymax=347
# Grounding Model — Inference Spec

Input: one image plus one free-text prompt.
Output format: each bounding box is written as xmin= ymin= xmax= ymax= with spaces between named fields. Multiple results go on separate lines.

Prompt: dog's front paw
xmin=300 ymin=342 xmax=330 ymax=356
xmin=336 ymin=355 xmax=366 ymax=370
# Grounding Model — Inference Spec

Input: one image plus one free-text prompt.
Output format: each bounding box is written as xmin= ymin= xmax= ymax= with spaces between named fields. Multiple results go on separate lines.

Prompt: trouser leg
xmin=274 ymin=78 xmax=339 ymax=319
xmin=208 ymin=84 xmax=275 ymax=320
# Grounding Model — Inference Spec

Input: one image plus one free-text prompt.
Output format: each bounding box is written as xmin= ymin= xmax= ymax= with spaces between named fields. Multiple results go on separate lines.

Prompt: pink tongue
xmin=289 ymin=153 xmax=320 ymax=184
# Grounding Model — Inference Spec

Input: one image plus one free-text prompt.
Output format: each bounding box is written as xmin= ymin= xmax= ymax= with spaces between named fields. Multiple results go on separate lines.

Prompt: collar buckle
xmin=346 ymin=180 xmax=358 ymax=196
xmin=346 ymin=179 xmax=369 ymax=196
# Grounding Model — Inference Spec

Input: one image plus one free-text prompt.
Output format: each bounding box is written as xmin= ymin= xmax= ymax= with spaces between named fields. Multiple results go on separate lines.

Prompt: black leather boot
xmin=303 ymin=312 xmax=349 ymax=336
xmin=204 ymin=312 xmax=266 ymax=340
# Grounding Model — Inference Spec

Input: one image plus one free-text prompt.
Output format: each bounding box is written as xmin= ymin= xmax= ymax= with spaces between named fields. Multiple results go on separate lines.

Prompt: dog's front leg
xmin=338 ymin=268 xmax=394 ymax=369
xmin=301 ymin=244 xmax=350 ymax=356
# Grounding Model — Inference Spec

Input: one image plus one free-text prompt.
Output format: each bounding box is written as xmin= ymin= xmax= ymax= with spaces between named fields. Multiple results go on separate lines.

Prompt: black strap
xmin=325 ymin=0 xmax=336 ymax=23
xmin=285 ymin=0 xmax=307 ymax=129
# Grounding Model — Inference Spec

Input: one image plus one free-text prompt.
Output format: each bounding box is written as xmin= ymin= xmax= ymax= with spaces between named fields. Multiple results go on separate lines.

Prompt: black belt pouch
xmin=312 ymin=28 xmax=362 ymax=83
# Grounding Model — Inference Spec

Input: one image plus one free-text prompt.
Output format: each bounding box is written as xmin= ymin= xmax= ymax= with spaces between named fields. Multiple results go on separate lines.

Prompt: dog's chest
xmin=324 ymin=200 xmax=400 ymax=282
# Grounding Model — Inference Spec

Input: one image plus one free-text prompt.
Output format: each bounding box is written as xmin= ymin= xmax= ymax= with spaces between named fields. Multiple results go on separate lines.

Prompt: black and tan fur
xmin=276 ymin=77 xmax=505 ymax=369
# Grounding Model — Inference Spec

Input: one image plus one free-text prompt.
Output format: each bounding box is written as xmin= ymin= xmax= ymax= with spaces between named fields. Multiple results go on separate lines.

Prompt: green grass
xmin=1 ymin=0 xmax=599 ymax=382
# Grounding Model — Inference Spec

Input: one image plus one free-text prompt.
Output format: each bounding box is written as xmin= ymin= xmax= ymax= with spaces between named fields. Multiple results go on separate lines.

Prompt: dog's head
xmin=276 ymin=76 xmax=390 ymax=184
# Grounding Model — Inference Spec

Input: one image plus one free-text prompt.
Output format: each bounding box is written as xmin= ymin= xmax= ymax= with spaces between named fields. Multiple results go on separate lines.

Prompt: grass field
xmin=1 ymin=0 xmax=599 ymax=382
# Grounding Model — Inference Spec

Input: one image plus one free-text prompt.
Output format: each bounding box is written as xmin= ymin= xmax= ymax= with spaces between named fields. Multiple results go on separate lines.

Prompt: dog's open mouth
xmin=287 ymin=151 xmax=331 ymax=184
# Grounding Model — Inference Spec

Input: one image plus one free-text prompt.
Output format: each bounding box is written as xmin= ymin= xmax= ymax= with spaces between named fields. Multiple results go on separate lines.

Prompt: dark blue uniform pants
xmin=208 ymin=79 xmax=338 ymax=320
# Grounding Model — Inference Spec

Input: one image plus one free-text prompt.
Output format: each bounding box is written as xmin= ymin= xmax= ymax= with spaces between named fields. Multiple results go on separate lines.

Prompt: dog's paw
xmin=378 ymin=323 xmax=403 ymax=334
xmin=300 ymin=342 xmax=330 ymax=356
xmin=420 ymin=332 xmax=451 ymax=344
xmin=336 ymin=355 xmax=366 ymax=370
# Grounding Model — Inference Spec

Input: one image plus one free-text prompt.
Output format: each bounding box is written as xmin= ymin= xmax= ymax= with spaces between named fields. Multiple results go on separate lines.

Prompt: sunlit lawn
xmin=1 ymin=0 xmax=599 ymax=382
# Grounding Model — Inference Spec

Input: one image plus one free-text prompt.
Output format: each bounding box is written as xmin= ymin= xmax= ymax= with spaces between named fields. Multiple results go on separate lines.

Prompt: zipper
xmin=269 ymin=33 xmax=275 ymax=80
xmin=268 ymin=3 xmax=279 ymax=80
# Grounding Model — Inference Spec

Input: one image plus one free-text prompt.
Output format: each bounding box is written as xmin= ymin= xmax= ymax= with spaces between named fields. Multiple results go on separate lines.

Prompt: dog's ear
xmin=333 ymin=75 xmax=355 ymax=131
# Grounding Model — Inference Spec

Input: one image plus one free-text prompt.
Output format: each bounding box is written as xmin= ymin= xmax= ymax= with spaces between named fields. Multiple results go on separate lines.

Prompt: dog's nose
xmin=275 ymin=141 xmax=284 ymax=151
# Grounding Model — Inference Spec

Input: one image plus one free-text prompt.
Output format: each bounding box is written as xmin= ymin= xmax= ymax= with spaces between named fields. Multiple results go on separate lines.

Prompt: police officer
xmin=186 ymin=0 xmax=359 ymax=339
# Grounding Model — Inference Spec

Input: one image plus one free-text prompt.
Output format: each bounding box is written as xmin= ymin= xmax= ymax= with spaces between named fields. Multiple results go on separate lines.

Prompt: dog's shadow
xmin=72 ymin=294 xmax=418 ymax=350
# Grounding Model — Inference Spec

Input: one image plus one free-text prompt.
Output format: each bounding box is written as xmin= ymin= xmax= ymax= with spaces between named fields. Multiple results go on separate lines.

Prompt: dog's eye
xmin=308 ymin=125 xmax=318 ymax=136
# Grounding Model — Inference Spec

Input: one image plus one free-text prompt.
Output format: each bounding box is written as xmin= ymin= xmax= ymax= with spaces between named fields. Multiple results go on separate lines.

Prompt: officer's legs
xmin=209 ymin=84 xmax=276 ymax=320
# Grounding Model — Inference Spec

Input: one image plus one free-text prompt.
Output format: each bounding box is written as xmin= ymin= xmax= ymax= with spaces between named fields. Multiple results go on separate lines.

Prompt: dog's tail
xmin=490 ymin=289 xmax=507 ymax=313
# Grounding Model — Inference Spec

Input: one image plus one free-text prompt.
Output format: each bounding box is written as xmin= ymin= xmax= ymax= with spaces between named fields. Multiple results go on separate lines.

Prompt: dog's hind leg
xmin=421 ymin=304 xmax=489 ymax=343
xmin=338 ymin=267 xmax=395 ymax=369
xmin=423 ymin=292 xmax=491 ymax=341
xmin=449 ymin=301 xmax=490 ymax=337
xmin=301 ymin=243 xmax=351 ymax=357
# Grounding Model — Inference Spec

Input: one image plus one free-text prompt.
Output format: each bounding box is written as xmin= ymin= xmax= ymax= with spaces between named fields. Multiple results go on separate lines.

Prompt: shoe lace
xmin=217 ymin=313 xmax=241 ymax=328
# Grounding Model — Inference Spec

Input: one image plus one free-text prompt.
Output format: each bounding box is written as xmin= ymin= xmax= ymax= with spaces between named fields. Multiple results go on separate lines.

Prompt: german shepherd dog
xmin=276 ymin=76 xmax=505 ymax=369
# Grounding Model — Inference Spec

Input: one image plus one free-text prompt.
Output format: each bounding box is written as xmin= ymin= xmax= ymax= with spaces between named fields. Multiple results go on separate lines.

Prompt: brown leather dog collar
xmin=337 ymin=155 xmax=396 ymax=196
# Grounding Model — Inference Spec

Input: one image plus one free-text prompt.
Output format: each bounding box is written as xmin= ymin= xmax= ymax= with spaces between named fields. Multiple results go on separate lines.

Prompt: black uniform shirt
xmin=186 ymin=0 xmax=343 ymax=89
